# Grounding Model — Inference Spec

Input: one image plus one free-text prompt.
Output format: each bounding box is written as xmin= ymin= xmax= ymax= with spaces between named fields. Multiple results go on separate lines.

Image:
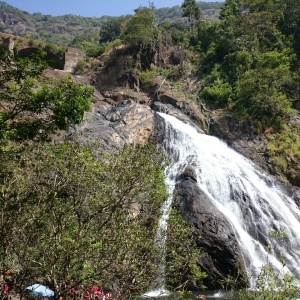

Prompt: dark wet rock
xmin=173 ymin=165 xmax=247 ymax=289
xmin=292 ymin=188 xmax=300 ymax=209
xmin=151 ymin=102 xmax=205 ymax=134
xmin=181 ymin=165 xmax=197 ymax=182
xmin=210 ymin=111 xmax=269 ymax=172
xmin=154 ymin=92 xmax=208 ymax=132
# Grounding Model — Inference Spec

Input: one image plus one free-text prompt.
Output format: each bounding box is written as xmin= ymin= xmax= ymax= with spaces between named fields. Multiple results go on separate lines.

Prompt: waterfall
xmin=157 ymin=112 xmax=300 ymax=288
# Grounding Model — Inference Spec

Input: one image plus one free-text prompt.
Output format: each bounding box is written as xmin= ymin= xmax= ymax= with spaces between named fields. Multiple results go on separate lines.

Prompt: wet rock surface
xmin=209 ymin=111 xmax=269 ymax=172
xmin=173 ymin=165 xmax=247 ymax=289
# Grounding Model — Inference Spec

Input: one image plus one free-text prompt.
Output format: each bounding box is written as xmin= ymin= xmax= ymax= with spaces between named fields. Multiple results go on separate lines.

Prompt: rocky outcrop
xmin=173 ymin=165 xmax=247 ymax=289
xmin=151 ymin=102 xmax=205 ymax=134
xmin=66 ymin=101 xmax=156 ymax=149
xmin=210 ymin=111 xmax=269 ymax=172
xmin=155 ymin=93 xmax=209 ymax=132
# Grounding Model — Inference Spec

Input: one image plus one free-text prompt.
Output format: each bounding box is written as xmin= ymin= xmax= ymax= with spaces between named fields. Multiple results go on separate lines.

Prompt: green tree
xmin=36 ymin=76 xmax=93 ymax=131
xmin=280 ymin=0 xmax=300 ymax=56
xmin=201 ymin=78 xmax=234 ymax=108
xmin=0 ymin=46 xmax=93 ymax=139
xmin=70 ymin=30 xmax=104 ymax=57
xmin=181 ymin=0 xmax=202 ymax=24
xmin=0 ymin=142 xmax=168 ymax=299
xmin=99 ymin=17 xmax=127 ymax=44
xmin=122 ymin=8 xmax=157 ymax=47
xmin=219 ymin=0 xmax=240 ymax=20
xmin=234 ymin=50 xmax=296 ymax=128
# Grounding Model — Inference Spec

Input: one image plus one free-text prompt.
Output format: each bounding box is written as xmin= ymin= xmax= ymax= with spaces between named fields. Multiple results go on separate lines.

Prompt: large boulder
xmin=173 ymin=165 xmax=247 ymax=289
xmin=153 ymin=90 xmax=209 ymax=132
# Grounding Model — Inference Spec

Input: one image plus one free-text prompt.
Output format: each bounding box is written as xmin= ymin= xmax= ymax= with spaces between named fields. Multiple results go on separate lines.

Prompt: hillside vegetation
xmin=0 ymin=1 xmax=222 ymax=46
xmin=1 ymin=0 xmax=300 ymax=299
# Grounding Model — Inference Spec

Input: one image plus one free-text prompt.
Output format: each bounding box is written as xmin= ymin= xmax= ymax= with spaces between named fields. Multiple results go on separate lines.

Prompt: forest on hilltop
xmin=0 ymin=1 xmax=223 ymax=46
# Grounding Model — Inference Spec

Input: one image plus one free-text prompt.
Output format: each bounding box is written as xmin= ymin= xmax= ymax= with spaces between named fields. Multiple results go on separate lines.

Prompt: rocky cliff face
xmin=209 ymin=111 xmax=269 ymax=172
xmin=66 ymin=100 xmax=156 ymax=149
xmin=0 ymin=12 xmax=29 ymax=35
xmin=64 ymin=95 xmax=247 ymax=288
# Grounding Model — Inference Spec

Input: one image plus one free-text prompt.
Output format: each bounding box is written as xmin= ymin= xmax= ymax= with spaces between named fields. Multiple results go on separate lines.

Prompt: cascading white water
xmin=156 ymin=112 xmax=300 ymax=289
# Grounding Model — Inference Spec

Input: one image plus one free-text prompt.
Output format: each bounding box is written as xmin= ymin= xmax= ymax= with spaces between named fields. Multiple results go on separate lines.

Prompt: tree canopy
xmin=0 ymin=141 xmax=168 ymax=299
xmin=0 ymin=46 xmax=94 ymax=140
xmin=198 ymin=0 xmax=299 ymax=130
xmin=121 ymin=7 xmax=157 ymax=47
xmin=181 ymin=0 xmax=202 ymax=23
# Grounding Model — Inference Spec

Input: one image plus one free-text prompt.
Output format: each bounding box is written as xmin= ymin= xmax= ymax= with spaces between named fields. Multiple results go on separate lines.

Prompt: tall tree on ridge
xmin=181 ymin=0 xmax=202 ymax=30
xmin=219 ymin=0 xmax=240 ymax=20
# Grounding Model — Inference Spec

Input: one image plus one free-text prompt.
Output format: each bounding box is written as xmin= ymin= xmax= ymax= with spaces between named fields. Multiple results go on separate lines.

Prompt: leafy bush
xmin=267 ymin=128 xmax=300 ymax=184
xmin=201 ymin=78 xmax=233 ymax=108
xmin=239 ymin=264 xmax=299 ymax=300
xmin=137 ymin=69 xmax=157 ymax=89
xmin=166 ymin=209 xmax=206 ymax=290
xmin=0 ymin=46 xmax=93 ymax=139
xmin=234 ymin=62 xmax=295 ymax=129
xmin=0 ymin=142 xmax=168 ymax=298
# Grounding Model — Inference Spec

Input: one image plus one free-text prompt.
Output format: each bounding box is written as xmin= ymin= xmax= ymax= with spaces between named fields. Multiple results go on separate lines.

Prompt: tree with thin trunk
xmin=181 ymin=0 xmax=202 ymax=30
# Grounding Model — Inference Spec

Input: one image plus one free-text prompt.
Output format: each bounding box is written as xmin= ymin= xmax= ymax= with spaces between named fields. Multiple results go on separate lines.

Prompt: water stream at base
xmin=143 ymin=113 xmax=300 ymax=297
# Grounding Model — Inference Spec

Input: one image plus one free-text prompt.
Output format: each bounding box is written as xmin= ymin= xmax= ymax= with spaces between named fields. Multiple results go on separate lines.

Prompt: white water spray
xmin=160 ymin=112 xmax=300 ymax=288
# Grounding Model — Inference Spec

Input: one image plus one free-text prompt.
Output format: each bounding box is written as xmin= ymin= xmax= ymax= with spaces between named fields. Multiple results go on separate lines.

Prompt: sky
xmin=3 ymin=0 xmax=219 ymax=17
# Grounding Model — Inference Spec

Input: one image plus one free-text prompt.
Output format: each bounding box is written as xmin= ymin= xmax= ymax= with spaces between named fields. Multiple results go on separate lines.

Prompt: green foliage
xmin=69 ymin=30 xmax=104 ymax=57
xmin=166 ymin=209 xmax=206 ymax=290
xmin=201 ymin=78 xmax=233 ymax=108
xmin=137 ymin=69 xmax=158 ymax=89
xmin=73 ymin=58 xmax=87 ymax=75
xmin=238 ymin=264 xmax=299 ymax=300
xmin=267 ymin=127 xmax=300 ymax=184
xmin=219 ymin=0 xmax=240 ymax=20
xmin=0 ymin=141 xmax=168 ymax=298
xmin=240 ymin=0 xmax=285 ymax=18
xmin=220 ymin=261 xmax=299 ymax=300
xmin=122 ymin=8 xmax=157 ymax=47
xmin=181 ymin=0 xmax=202 ymax=23
xmin=220 ymin=237 xmax=299 ymax=300
xmin=234 ymin=50 xmax=296 ymax=128
xmin=222 ymin=50 xmax=254 ymax=82
xmin=198 ymin=0 xmax=300 ymax=133
xmin=38 ymin=76 xmax=93 ymax=130
xmin=99 ymin=17 xmax=128 ymax=44
xmin=0 ymin=46 xmax=93 ymax=139
xmin=280 ymin=0 xmax=300 ymax=56
xmin=159 ymin=22 xmax=191 ymax=46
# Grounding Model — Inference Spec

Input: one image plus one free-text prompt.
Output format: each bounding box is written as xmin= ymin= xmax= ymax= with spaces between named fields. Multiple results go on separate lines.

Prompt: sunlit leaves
xmin=166 ymin=209 xmax=206 ymax=290
xmin=122 ymin=8 xmax=157 ymax=47
xmin=0 ymin=141 xmax=168 ymax=298
xmin=0 ymin=46 xmax=93 ymax=139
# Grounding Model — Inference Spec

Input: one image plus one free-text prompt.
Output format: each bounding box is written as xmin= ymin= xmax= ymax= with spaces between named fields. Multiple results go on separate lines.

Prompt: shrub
xmin=201 ymin=78 xmax=233 ymax=108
